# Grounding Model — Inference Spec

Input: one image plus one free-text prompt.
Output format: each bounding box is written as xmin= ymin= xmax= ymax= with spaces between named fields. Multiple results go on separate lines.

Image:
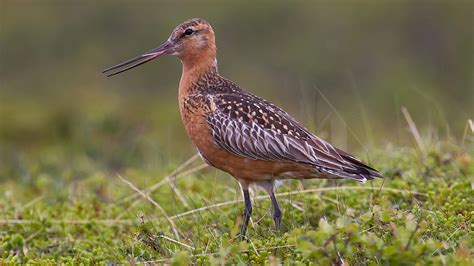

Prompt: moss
xmin=0 ymin=141 xmax=472 ymax=264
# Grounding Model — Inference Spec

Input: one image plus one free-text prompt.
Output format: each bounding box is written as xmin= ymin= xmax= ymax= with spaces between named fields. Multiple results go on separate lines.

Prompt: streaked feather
xmin=206 ymin=91 xmax=383 ymax=181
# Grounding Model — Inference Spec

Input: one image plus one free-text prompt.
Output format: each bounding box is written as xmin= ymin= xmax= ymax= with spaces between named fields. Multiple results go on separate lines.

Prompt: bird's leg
xmin=269 ymin=191 xmax=282 ymax=231
xmin=240 ymin=188 xmax=252 ymax=240
xmin=260 ymin=180 xmax=282 ymax=231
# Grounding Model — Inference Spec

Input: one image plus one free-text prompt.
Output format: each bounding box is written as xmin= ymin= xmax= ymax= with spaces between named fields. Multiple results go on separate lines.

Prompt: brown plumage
xmin=103 ymin=18 xmax=383 ymax=237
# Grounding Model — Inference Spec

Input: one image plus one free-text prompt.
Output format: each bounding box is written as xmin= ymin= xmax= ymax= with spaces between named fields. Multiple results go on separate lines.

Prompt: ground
xmin=0 ymin=139 xmax=472 ymax=264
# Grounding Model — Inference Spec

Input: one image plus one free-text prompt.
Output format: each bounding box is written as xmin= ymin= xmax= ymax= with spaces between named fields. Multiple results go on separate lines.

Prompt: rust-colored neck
xmin=179 ymin=50 xmax=218 ymax=98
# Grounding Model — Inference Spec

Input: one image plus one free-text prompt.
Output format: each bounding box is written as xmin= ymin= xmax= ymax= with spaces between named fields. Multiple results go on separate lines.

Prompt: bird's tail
xmin=329 ymin=149 xmax=384 ymax=183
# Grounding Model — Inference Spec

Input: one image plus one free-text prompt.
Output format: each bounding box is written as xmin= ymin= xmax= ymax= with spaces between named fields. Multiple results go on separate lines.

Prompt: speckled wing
xmin=206 ymin=93 xmax=382 ymax=181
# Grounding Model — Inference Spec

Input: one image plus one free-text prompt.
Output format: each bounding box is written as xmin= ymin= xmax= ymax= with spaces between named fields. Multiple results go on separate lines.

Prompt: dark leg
xmin=240 ymin=188 xmax=252 ymax=239
xmin=270 ymin=192 xmax=282 ymax=231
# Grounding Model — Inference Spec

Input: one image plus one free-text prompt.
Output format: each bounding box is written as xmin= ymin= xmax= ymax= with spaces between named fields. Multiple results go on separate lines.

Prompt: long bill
xmin=102 ymin=40 xmax=174 ymax=77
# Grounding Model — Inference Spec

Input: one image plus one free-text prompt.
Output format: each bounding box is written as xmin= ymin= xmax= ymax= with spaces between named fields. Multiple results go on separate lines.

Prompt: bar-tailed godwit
xmin=103 ymin=18 xmax=383 ymax=238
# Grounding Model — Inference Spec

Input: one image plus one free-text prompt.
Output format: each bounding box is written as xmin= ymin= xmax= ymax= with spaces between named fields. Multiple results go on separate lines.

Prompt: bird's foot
xmin=237 ymin=227 xmax=248 ymax=241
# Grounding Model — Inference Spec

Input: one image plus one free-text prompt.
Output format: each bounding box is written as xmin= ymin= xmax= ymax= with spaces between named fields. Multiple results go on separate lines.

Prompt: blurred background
xmin=1 ymin=0 xmax=473 ymax=184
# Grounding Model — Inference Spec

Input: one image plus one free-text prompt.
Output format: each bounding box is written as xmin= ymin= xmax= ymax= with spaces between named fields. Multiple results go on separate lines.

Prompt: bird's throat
xmin=179 ymin=53 xmax=218 ymax=98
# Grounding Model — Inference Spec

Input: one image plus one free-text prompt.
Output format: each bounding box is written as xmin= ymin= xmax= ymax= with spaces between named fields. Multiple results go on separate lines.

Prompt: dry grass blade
xmin=170 ymin=186 xmax=425 ymax=220
xmin=119 ymin=154 xmax=202 ymax=204
xmin=152 ymin=163 xmax=208 ymax=193
xmin=25 ymin=228 xmax=45 ymax=242
xmin=120 ymin=164 xmax=208 ymax=217
xmin=121 ymin=163 xmax=208 ymax=204
xmin=401 ymin=106 xmax=426 ymax=156
xmin=461 ymin=119 xmax=473 ymax=147
xmin=248 ymin=239 xmax=261 ymax=256
xmin=117 ymin=174 xmax=181 ymax=240
xmin=320 ymin=195 xmax=339 ymax=205
xmin=19 ymin=195 xmax=45 ymax=211
xmin=313 ymin=84 xmax=368 ymax=153
xmin=167 ymin=177 xmax=190 ymax=207
xmin=280 ymin=199 xmax=304 ymax=211
xmin=160 ymin=235 xmax=194 ymax=250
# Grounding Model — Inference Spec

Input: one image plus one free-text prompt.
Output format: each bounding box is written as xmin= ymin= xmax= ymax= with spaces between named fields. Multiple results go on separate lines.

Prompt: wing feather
xmin=206 ymin=93 xmax=383 ymax=181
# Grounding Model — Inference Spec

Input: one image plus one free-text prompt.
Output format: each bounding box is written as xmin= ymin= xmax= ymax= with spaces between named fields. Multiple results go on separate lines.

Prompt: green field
xmin=1 ymin=121 xmax=472 ymax=264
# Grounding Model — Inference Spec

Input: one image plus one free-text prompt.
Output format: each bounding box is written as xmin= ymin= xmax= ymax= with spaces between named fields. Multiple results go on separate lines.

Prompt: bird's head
xmin=103 ymin=18 xmax=216 ymax=77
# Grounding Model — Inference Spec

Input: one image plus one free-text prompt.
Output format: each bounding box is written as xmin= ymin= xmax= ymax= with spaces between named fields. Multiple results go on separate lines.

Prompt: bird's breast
xmin=178 ymin=94 xmax=213 ymax=148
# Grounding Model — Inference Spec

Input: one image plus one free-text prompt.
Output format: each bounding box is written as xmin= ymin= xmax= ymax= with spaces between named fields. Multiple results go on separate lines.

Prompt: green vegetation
xmin=1 ymin=132 xmax=472 ymax=264
xmin=1 ymin=1 xmax=473 ymax=264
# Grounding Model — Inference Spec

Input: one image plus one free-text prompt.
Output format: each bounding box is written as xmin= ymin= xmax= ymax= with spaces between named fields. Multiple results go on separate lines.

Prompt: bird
xmin=103 ymin=18 xmax=383 ymax=238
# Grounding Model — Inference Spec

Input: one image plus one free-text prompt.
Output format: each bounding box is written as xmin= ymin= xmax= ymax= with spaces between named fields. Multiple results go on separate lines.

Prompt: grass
xmin=1 ymin=137 xmax=472 ymax=265
xmin=0 ymin=98 xmax=472 ymax=264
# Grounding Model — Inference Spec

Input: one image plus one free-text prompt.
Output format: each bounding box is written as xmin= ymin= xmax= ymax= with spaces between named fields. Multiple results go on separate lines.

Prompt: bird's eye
xmin=184 ymin=29 xmax=194 ymax=36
